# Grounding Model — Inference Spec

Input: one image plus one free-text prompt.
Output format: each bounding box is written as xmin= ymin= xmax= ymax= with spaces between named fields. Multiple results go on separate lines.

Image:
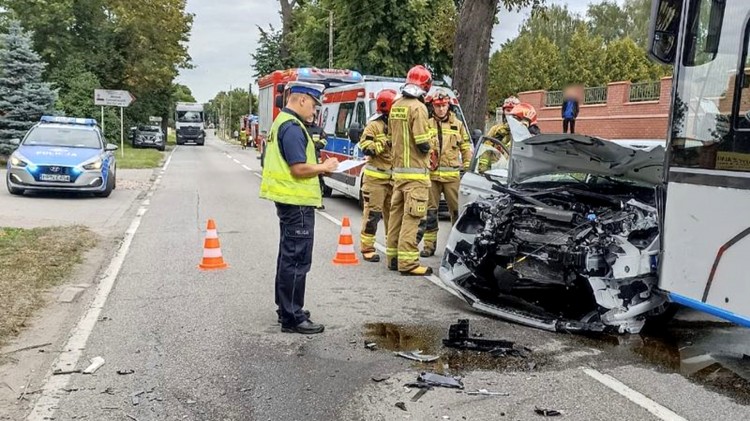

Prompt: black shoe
xmin=363 ymin=252 xmax=380 ymax=262
xmin=388 ymin=258 xmax=398 ymax=271
xmin=281 ymin=320 xmax=325 ymax=335
xmin=420 ymin=249 xmax=435 ymax=258
xmin=277 ymin=309 xmax=311 ymax=324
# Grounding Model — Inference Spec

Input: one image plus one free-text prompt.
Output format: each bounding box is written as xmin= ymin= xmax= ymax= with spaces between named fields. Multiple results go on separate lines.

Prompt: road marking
xmin=26 ymin=145 xmax=177 ymax=420
xmin=233 ymin=159 xmax=241 ymax=164
xmin=27 ymin=207 xmax=148 ymax=421
xmin=582 ymin=368 xmax=688 ymax=421
xmin=226 ymin=154 xmax=233 ymax=159
xmin=315 ymin=210 xmax=456 ymax=295
xmin=242 ymin=165 xmax=252 ymax=171
xmin=253 ymin=172 xmax=262 ymax=179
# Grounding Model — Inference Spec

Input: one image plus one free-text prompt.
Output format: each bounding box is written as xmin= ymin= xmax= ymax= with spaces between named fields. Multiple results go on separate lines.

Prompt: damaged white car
xmin=440 ymin=118 xmax=669 ymax=334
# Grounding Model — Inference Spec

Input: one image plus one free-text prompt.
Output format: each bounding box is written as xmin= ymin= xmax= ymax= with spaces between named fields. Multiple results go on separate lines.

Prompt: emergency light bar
xmin=40 ymin=116 xmax=97 ymax=126
xmin=296 ymin=67 xmax=363 ymax=83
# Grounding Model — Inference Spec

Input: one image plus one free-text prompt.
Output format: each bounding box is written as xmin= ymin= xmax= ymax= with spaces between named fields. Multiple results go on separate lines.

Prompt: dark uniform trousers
xmin=274 ymin=203 xmax=315 ymax=327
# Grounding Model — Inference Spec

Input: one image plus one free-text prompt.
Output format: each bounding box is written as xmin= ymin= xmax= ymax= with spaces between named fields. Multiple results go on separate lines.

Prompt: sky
xmin=176 ymin=0 xmax=608 ymax=103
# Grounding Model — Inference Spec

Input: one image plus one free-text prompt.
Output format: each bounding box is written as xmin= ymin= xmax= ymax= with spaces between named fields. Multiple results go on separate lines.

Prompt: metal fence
xmin=545 ymin=90 xmax=564 ymax=107
xmin=629 ymin=81 xmax=661 ymax=102
xmin=584 ymin=87 xmax=608 ymax=104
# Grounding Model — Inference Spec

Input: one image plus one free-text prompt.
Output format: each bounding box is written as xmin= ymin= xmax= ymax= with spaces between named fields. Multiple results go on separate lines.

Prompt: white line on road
xmin=242 ymin=165 xmax=252 ymax=171
xmin=233 ymin=159 xmax=241 ymax=164
xmin=27 ymin=207 xmax=148 ymax=421
xmin=226 ymin=154 xmax=233 ymax=159
xmin=253 ymin=172 xmax=262 ymax=179
xmin=582 ymin=368 xmax=688 ymax=421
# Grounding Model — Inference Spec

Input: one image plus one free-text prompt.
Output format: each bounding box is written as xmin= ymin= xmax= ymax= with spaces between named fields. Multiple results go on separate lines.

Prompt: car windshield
xmin=177 ymin=111 xmax=203 ymax=123
xmin=23 ymin=126 xmax=101 ymax=149
xmin=138 ymin=126 xmax=160 ymax=132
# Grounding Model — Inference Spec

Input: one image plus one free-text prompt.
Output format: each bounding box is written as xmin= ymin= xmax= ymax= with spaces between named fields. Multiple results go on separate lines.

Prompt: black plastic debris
xmin=535 ymin=407 xmax=562 ymax=417
xmin=443 ymin=320 xmax=531 ymax=358
xmin=117 ymin=369 xmax=135 ymax=375
xmin=406 ymin=372 xmax=464 ymax=390
xmin=365 ymin=342 xmax=377 ymax=351
xmin=395 ymin=402 xmax=407 ymax=411
xmin=411 ymin=388 xmax=430 ymax=402
xmin=371 ymin=375 xmax=390 ymax=383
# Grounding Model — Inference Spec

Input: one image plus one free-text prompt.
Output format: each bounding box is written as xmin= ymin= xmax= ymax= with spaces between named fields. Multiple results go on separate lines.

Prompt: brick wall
xmin=517 ymin=77 xmax=673 ymax=140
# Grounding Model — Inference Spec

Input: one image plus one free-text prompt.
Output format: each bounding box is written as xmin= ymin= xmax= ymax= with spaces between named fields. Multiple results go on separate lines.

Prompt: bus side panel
xmin=660 ymin=181 xmax=750 ymax=321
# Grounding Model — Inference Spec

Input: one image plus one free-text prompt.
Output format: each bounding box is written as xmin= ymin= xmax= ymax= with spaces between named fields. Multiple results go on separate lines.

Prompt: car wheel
xmin=158 ymin=144 xmax=166 ymax=151
xmin=321 ymin=182 xmax=333 ymax=198
xmin=95 ymin=173 xmax=115 ymax=198
xmin=176 ymin=138 xmax=185 ymax=145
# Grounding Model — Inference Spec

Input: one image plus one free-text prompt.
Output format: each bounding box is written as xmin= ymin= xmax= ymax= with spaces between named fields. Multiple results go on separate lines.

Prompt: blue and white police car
xmin=6 ymin=116 xmax=118 ymax=197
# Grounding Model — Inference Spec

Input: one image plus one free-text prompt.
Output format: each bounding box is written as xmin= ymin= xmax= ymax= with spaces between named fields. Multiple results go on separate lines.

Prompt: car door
xmin=458 ymin=138 xmax=510 ymax=211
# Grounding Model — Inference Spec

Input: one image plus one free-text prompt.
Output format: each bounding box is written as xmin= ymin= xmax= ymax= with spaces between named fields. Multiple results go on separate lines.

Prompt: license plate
xmin=40 ymin=174 xmax=71 ymax=182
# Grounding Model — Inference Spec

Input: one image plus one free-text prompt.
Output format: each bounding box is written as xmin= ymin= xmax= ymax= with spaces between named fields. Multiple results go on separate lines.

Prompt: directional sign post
xmin=94 ymin=89 xmax=136 ymax=157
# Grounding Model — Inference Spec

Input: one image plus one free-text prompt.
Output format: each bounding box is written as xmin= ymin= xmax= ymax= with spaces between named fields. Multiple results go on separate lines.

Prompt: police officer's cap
xmin=287 ymin=82 xmax=325 ymax=105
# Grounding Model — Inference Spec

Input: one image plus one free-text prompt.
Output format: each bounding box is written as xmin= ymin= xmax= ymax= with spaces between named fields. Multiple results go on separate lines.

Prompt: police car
xmin=6 ymin=116 xmax=118 ymax=197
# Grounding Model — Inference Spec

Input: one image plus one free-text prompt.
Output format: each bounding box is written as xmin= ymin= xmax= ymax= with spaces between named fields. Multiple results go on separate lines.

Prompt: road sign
xmin=94 ymin=89 xmax=136 ymax=107
xmin=149 ymin=116 xmax=163 ymax=123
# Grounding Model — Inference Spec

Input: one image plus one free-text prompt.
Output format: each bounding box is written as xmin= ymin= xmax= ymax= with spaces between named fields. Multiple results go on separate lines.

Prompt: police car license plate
xmin=40 ymin=174 xmax=71 ymax=182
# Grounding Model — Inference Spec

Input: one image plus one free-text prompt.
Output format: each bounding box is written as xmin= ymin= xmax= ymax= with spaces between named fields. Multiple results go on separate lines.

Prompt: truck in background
xmin=175 ymin=102 xmax=206 ymax=146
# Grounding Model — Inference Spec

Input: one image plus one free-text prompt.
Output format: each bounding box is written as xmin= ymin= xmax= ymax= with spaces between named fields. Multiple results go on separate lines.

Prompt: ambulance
xmin=318 ymin=76 xmax=470 ymax=204
xmin=256 ymin=68 xmax=363 ymax=157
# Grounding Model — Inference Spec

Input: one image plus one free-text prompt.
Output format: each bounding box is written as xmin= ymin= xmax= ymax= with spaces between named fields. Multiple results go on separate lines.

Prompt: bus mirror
xmin=275 ymin=94 xmax=283 ymax=109
xmin=276 ymin=84 xmax=285 ymax=94
xmin=348 ymin=122 xmax=363 ymax=143
xmin=647 ymin=0 xmax=682 ymax=65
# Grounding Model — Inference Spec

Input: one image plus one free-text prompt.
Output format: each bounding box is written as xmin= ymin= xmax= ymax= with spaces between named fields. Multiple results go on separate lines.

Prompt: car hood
xmin=507 ymin=118 xmax=666 ymax=186
xmin=17 ymin=145 xmax=101 ymax=166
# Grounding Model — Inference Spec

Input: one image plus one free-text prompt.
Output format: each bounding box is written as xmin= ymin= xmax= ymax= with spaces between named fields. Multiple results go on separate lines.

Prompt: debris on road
xmin=365 ymin=342 xmax=377 ymax=351
xmin=117 ymin=369 xmax=135 ymax=375
xmin=535 ymin=407 xmax=562 ymax=417
xmin=132 ymin=390 xmax=145 ymax=406
xmin=466 ymin=389 xmax=509 ymax=396
xmin=395 ymin=401 xmax=407 ymax=411
xmin=406 ymin=372 xmax=464 ymax=390
xmin=411 ymin=388 xmax=430 ymax=402
xmin=443 ymin=320 xmax=531 ymax=358
xmin=82 ymin=356 xmax=105 ymax=374
xmin=53 ymin=369 xmax=82 ymax=375
xmin=2 ymin=342 xmax=53 ymax=355
xmin=101 ymin=387 xmax=115 ymax=395
xmin=125 ymin=414 xmax=139 ymax=421
xmin=395 ymin=350 xmax=440 ymax=363
xmin=371 ymin=375 xmax=391 ymax=383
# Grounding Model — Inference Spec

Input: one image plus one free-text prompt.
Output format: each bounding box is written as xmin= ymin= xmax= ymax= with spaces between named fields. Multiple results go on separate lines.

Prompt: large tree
xmin=251 ymin=25 xmax=288 ymax=78
xmin=0 ymin=21 xmax=56 ymax=154
xmin=452 ymin=0 xmax=544 ymax=132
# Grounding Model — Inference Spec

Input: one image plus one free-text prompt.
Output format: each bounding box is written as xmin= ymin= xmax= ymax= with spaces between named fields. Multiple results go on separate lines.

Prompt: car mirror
xmin=105 ymin=144 xmax=118 ymax=152
xmin=647 ymin=0 xmax=682 ymax=64
xmin=348 ymin=122 xmax=364 ymax=143
xmin=9 ymin=138 xmax=20 ymax=146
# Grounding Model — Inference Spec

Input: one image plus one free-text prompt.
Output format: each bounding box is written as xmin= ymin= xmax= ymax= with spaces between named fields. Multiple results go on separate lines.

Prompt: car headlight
xmin=83 ymin=158 xmax=103 ymax=170
xmin=10 ymin=154 xmax=28 ymax=167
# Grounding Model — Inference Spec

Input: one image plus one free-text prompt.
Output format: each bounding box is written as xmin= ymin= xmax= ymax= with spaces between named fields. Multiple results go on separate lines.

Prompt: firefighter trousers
xmin=386 ymin=179 xmax=430 ymax=272
xmin=418 ymin=178 xmax=460 ymax=253
xmin=360 ymin=176 xmax=392 ymax=254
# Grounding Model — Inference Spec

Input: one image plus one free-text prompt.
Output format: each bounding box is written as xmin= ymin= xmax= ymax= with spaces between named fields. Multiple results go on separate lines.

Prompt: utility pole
xmin=328 ymin=10 xmax=333 ymax=69
xmin=248 ymin=83 xmax=253 ymax=115
xmin=220 ymin=100 xmax=224 ymax=139
xmin=228 ymin=85 xmax=232 ymax=139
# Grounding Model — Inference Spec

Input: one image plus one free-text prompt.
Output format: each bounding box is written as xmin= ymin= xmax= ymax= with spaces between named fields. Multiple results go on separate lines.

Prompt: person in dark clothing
xmin=561 ymin=95 xmax=579 ymax=133
xmin=303 ymin=113 xmax=328 ymax=210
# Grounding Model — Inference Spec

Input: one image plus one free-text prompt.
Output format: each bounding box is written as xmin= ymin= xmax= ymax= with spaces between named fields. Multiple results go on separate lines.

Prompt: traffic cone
xmin=198 ymin=219 xmax=229 ymax=270
xmin=332 ymin=217 xmax=360 ymax=265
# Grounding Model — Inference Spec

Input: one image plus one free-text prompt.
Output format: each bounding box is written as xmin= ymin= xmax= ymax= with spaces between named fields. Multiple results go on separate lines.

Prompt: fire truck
xmin=256 ymin=68 xmax=364 ymax=157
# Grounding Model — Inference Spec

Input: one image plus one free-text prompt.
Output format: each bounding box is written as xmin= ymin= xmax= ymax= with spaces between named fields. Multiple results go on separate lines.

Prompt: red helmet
xmin=376 ymin=89 xmax=398 ymax=114
xmin=406 ymin=65 xmax=433 ymax=92
xmin=509 ymin=103 xmax=538 ymax=125
xmin=502 ymin=96 xmax=520 ymax=112
xmin=431 ymin=89 xmax=451 ymax=106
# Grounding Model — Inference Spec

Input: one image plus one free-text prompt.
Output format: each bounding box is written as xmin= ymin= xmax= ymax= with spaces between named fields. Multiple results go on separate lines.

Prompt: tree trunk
xmin=278 ymin=0 xmax=296 ymax=63
xmin=452 ymin=0 xmax=498 ymax=132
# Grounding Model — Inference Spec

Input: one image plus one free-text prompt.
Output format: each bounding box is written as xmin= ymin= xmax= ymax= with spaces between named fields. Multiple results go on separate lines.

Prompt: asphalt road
xmin=17 ymin=133 xmax=750 ymax=420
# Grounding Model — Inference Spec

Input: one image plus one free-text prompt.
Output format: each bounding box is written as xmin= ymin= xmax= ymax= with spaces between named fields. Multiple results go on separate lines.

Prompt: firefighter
xmin=385 ymin=65 xmax=434 ymax=276
xmin=358 ymin=89 xmax=397 ymax=262
xmin=509 ymin=102 xmax=541 ymax=135
xmin=304 ymin=112 xmax=328 ymax=210
xmin=418 ymin=89 xmax=472 ymax=257
xmin=478 ymin=96 xmax=520 ymax=173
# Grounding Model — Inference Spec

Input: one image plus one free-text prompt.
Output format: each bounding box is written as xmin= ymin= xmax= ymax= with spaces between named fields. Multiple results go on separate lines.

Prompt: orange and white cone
xmin=198 ymin=219 xmax=229 ymax=270
xmin=332 ymin=217 xmax=359 ymax=265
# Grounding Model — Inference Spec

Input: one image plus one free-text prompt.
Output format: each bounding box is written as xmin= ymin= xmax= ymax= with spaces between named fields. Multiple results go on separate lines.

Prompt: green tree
xmin=604 ymin=37 xmax=666 ymax=83
xmin=520 ymin=5 xmax=582 ymax=52
xmin=0 ymin=20 xmax=56 ymax=155
xmin=587 ymin=0 xmax=629 ymax=44
xmin=565 ymin=25 xmax=607 ymax=86
xmin=206 ymin=89 xmax=257 ymax=136
xmin=252 ymin=25 xmax=289 ymax=78
xmin=624 ymin=0 xmax=653 ymax=49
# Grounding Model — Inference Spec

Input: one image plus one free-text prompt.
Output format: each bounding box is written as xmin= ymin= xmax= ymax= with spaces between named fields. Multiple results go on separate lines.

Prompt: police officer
xmin=260 ymin=81 xmax=339 ymax=335
xmin=358 ymin=89 xmax=397 ymax=262
xmin=386 ymin=65 xmax=434 ymax=276
xmin=418 ymin=89 xmax=472 ymax=257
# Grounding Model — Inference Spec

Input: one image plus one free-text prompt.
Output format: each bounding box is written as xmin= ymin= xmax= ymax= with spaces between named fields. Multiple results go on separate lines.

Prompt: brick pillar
xmin=519 ymin=90 xmax=545 ymax=110
xmin=658 ymin=77 xmax=673 ymax=106
xmin=607 ymin=81 xmax=631 ymax=106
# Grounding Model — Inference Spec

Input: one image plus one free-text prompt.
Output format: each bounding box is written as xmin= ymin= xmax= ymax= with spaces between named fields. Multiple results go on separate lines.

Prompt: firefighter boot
xmin=400 ymin=265 xmax=433 ymax=276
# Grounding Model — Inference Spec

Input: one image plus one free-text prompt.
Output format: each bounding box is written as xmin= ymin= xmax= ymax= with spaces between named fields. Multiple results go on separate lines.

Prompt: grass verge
xmin=116 ymin=141 xmax=166 ymax=169
xmin=0 ymin=226 xmax=97 ymax=347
